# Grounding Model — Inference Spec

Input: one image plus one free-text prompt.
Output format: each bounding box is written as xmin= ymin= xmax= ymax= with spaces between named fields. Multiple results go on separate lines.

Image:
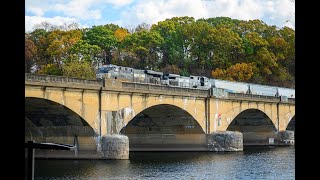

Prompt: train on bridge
xmin=96 ymin=64 xmax=295 ymax=98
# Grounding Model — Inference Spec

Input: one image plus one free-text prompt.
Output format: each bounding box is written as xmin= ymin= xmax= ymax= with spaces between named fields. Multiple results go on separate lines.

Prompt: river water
xmin=31 ymin=146 xmax=294 ymax=179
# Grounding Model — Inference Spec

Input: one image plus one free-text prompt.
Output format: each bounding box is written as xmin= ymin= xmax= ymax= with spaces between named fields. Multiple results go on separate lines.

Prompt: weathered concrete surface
xmin=242 ymin=131 xmax=278 ymax=146
xmin=207 ymin=131 xmax=243 ymax=151
xmin=98 ymin=135 xmax=129 ymax=159
xmin=278 ymin=130 xmax=294 ymax=145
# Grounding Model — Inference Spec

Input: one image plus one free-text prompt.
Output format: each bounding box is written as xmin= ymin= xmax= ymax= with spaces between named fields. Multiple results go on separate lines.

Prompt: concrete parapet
xmin=104 ymin=79 xmax=122 ymax=88
xmin=98 ymin=135 xmax=129 ymax=159
xmin=278 ymin=130 xmax=294 ymax=145
xmin=207 ymin=131 xmax=243 ymax=151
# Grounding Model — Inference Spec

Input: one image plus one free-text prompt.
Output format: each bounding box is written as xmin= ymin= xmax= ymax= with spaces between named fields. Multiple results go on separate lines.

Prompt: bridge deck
xmin=25 ymin=73 xmax=294 ymax=104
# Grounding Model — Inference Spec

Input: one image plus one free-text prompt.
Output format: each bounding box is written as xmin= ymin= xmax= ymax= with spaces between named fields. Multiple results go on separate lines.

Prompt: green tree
xmin=183 ymin=21 xmax=215 ymax=72
xmin=279 ymin=27 xmax=295 ymax=78
xmin=253 ymin=47 xmax=277 ymax=79
xmin=210 ymin=27 xmax=244 ymax=68
xmin=62 ymin=61 xmax=96 ymax=79
xmin=122 ymin=30 xmax=164 ymax=69
xmin=69 ymin=40 xmax=101 ymax=64
xmin=151 ymin=16 xmax=194 ymax=70
xmin=29 ymin=29 xmax=51 ymax=70
xmin=84 ymin=25 xmax=117 ymax=65
xmin=199 ymin=17 xmax=241 ymax=29
xmin=183 ymin=21 xmax=243 ymax=76
xmin=37 ymin=63 xmax=62 ymax=76
xmin=104 ymin=24 xmax=120 ymax=32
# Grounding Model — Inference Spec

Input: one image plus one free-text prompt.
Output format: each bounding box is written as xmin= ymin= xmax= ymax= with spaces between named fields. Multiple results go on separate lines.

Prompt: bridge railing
xmin=25 ymin=73 xmax=104 ymax=86
xmin=228 ymin=92 xmax=281 ymax=102
xmin=25 ymin=73 xmax=295 ymax=103
xmin=122 ymin=82 xmax=209 ymax=96
xmin=288 ymin=98 xmax=295 ymax=104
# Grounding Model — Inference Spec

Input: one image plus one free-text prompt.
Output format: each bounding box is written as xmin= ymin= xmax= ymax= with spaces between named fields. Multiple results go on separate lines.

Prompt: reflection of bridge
xmin=25 ymin=74 xmax=295 ymax=158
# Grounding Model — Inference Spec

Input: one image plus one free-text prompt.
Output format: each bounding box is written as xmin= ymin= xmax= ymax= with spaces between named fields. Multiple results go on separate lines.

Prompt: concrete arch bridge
xmin=25 ymin=74 xmax=295 ymax=158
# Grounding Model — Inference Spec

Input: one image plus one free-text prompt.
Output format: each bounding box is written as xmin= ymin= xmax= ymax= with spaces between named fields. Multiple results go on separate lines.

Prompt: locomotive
xmin=96 ymin=64 xmax=295 ymax=98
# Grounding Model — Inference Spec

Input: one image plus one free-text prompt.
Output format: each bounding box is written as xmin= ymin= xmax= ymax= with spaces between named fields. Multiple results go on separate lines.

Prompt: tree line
xmin=25 ymin=16 xmax=295 ymax=88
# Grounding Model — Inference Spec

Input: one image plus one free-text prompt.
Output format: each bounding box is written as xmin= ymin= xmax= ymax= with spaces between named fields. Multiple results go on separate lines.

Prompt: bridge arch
xmin=119 ymin=104 xmax=207 ymax=151
xmin=105 ymin=95 xmax=207 ymax=135
xmin=25 ymin=97 xmax=97 ymax=150
xmin=227 ymin=108 xmax=277 ymax=132
xmin=120 ymin=104 xmax=205 ymax=134
xmin=25 ymin=87 xmax=101 ymax=134
xmin=286 ymin=115 xmax=295 ymax=131
xmin=280 ymin=107 xmax=295 ymax=131
xmin=227 ymin=108 xmax=277 ymax=145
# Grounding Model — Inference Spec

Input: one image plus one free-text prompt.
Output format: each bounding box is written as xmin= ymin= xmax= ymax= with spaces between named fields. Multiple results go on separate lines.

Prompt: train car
xmin=210 ymin=79 xmax=249 ymax=94
xmin=189 ymin=76 xmax=198 ymax=88
xmin=200 ymin=76 xmax=211 ymax=90
xmin=118 ymin=66 xmax=134 ymax=81
xmin=278 ymin=87 xmax=295 ymax=98
xmin=249 ymin=83 xmax=278 ymax=97
xmin=95 ymin=64 xmax=295 ymax=99
xmin=177 ymin=76 xmax=191 ymax=88
xmin=189 ymin=76 xmax=211 ymax=90
xmin=133 ymin=69 xmax=146 ymax=83
xmin=96 ymin=64 xmax=114 ymax=79
xmin=166 ymin=73 xmax=180 ymax=87
xmin=145 ymin=70 xmax=163 ymax=84
xmin=96 ymin=64 xmax=134 ymax=82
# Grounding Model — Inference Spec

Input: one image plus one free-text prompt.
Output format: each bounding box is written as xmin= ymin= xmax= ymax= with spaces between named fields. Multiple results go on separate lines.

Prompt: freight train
xmin=96 ymin=64 xmax=295 ymax=98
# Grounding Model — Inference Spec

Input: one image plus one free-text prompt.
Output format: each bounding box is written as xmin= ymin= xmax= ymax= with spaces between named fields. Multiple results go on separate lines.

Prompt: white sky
xmin=25 ymin=0 xmax=295 ymax=32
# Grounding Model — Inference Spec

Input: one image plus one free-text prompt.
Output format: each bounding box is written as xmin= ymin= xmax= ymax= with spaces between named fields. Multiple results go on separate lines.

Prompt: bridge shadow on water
xmin=29 ymin=146 xmax=295 ymax=179
xmin=128 ymin=145 xmax=284 ymax=164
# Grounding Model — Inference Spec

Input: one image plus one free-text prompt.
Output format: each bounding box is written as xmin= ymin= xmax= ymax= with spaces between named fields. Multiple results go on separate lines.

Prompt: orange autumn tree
xmin=25 ymin=37 xmax=37 ymax=73
xmin=211 ymin=68 xmax=227 ymax=80
xmin=114 ymin=28 xmax=130 ymax=42
xmin=46 ymin=29 xmax=83 ymax=67
xmin=212 ymin=63 xmax=256 ymax=82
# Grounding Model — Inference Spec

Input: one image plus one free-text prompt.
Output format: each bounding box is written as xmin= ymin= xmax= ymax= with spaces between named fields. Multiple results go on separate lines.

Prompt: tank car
xmin=210 ymin=79 xmax=250 ymax=94
xmin=249 ymin=83 xmax=278 ymax=97
xmin=277 ymin=87 xmax=295 ymax=98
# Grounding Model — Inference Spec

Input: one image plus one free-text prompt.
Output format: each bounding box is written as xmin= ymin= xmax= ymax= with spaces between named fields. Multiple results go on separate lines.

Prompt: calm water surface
xmin=32 ymin=146 xmax=294 ymax=179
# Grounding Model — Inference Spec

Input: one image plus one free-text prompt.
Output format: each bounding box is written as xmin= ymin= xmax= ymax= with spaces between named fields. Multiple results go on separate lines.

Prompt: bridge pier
xmin=207 ymin=131 xmax=243 ymax=151
xmin=97 ymin=135 xmax=129 ymax=159
xmin=240 ymin=131 xmax=294 ymax=146
xmin=277 ymin=130 xmax=294 ymax=145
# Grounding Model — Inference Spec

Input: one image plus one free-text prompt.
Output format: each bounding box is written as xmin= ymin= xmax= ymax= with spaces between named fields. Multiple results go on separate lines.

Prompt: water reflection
xmin=32 ymin=146 xmax=294 ymax=180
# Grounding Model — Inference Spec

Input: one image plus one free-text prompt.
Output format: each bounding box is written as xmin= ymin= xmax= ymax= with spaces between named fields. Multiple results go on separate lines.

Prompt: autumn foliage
xmin=212 ymin=63 xmax=256 ymax=82
xmin=25 ymin=17 xmax=295 ymax=88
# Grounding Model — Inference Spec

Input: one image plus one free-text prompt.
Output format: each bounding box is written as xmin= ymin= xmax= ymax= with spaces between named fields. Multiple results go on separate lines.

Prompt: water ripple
xmin=32 ymin=146 xmax=294 ymax=180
